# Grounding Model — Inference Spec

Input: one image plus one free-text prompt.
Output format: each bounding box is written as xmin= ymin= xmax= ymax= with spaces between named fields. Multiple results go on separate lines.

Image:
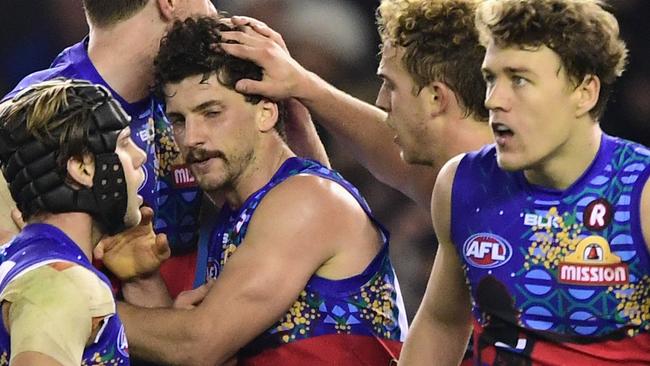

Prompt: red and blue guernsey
xmin=206 ymin=157 xmax=408 ymax=365
xmin=2 ymin=38 xmax=203 ymax=296
xmin=0 ymin=224 xmax=130 ymax=365
xmin=451 ymin=134 xmax=650 ymax=365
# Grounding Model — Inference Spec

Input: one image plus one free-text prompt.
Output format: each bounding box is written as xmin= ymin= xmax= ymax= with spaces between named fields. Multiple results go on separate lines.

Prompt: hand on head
xmin=218 ymin=16 xmax=309 ymax=100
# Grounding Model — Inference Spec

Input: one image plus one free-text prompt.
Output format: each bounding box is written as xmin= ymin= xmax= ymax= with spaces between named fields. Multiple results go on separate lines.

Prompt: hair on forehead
xmin=476 ymin=0 xmax=628 ymax=119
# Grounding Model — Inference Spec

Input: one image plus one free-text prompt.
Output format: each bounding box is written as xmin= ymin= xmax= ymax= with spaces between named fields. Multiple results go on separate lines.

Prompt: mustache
xmin=185 ymin=148 xmax=226 ymax=164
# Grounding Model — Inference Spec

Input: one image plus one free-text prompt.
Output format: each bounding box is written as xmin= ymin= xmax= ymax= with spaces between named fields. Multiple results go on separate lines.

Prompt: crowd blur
xmin=0 ymin=0 xmax=648 ymax=319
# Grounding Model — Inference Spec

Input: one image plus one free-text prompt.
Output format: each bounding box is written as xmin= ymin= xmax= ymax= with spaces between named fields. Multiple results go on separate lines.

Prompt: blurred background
xmin=0 ymin=0 xmax=648 ymax=320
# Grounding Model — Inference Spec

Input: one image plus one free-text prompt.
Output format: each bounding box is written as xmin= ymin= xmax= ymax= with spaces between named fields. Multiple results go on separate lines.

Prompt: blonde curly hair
xmin=476 ymin=0 xmax=628 ymax=119
xmin=377 ymin=0 xmax=487 ymax=121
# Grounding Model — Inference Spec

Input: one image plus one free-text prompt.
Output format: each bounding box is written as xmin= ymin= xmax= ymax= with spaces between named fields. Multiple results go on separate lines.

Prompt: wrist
xmin=293 ymin=70 xmax=322 ymax=104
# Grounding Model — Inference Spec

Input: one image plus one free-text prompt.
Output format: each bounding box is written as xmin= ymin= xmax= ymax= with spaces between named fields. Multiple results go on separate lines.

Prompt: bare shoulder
xmin=243 ymin=173 xmax=368 ymax=258
xmin=436 ymin=154 xmax=465 ymax=191
xmin=430 ymin=154 xmax=466 ymax=242
xmin=432 ymin=154 xmax=465 ymax=211
xmin=254 ymin=173 xmax=364 ymax=224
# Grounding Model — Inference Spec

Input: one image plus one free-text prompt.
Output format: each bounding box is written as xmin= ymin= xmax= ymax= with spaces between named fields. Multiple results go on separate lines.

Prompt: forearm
xmin=296 ymin=71 xmax=435 ymax=209
xmin=118 ymin=302 xmax=211 ymax=366
xmin=122 ymin=271 xmax=172 ymax=308
xmin=398 ymin=310 xmax=472 ymax=365
xmin=284 ymin=98 xmax=330 ymax=168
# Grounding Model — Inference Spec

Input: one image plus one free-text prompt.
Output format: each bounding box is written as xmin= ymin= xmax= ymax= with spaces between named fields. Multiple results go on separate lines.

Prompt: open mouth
xmin=491 ymin=122 xmax=514 ymax=145
xmin=492 ymin=123 xmax=513 ymax=137
xmin=490 ymin=122 xmax=515 ymax=147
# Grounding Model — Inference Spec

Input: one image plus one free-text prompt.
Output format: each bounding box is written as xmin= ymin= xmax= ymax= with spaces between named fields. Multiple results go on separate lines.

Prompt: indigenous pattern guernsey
xmin=451 ymin=134 xmax=650 ymax=365
xmin=3 ymin=38 xmax=203 ymax=295
xmin=207 ymin=157 xmax=408 ymax=365
xmin=3 ymin=38 xmax=202 ymax=255
xmin=0 ymin=224 xmax=129 ymax=365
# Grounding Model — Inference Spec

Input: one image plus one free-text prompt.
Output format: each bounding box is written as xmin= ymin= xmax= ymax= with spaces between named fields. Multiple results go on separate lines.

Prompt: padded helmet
xmin=0 ymin=79 xmax=132 ymax=235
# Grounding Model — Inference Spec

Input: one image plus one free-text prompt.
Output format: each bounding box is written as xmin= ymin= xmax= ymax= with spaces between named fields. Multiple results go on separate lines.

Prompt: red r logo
xmin=584 ymin=198 xmax=613 ymax=231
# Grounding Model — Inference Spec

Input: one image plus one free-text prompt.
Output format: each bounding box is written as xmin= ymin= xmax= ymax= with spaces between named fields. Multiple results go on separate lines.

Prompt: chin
xmin=197 ymin=176 xmax=227 ymax=192
xmin=495 ymin=153 xmax=526 ymax=172
xmin=402 ymin=151 xmax=432 ymax=166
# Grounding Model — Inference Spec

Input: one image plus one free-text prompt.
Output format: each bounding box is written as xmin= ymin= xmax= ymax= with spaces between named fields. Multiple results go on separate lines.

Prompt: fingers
xmin=219 ymin=42 xmax=258 ymax=62
xmin=139 ymin=206 xmax=154 ymax=227
xmin=155 ymin=233 xmax=171 ymax=260
xmin=221 ymin=16 xmax=288 ymax=52
xmin=234 ymin=79 xmax=266 ymax=96
xmin=174 ymin=280 xmax=215 ymax=309
xmin=230 ymin=16 xmax=287 ymax=51
xmin=11 ymin=208 xmax=24 ymax=229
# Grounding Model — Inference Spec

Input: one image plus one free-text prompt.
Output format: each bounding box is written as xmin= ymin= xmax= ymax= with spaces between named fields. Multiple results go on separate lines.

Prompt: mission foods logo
xmin=463 ymin=233 xmax=512 ymax=269
xmin=171 ymin=164 xmax=197 ymax=188
xmin=558 ymin=235 xmax=628 ymax=286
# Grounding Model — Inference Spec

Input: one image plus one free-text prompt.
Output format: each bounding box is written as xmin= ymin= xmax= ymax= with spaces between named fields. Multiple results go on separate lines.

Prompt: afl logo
xmin=463 ymin=233 xmax=512 ymax=269
xmin=117 ymin=324 xmax=129 ymax=357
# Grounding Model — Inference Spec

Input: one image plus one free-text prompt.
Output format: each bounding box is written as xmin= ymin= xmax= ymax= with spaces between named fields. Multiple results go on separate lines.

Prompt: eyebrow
xmin=481 ymin=66 xmax=536 ymax=77
xmin=504 ymin=67 xmax=534 ymax=75
xmin=166 ymin=100 xmax=225 ymax=118
xmin=191 ymin=100 xmax=224 ymax=113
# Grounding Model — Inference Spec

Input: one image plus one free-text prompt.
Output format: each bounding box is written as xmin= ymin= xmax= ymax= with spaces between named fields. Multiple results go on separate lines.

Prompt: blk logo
xmin=463 ymin=233 xmax=512 ymax=269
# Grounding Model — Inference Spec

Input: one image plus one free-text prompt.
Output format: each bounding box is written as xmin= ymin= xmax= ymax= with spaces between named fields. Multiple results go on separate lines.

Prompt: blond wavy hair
xmin=377 ymin=0 xmax=488 ymax=121
xmin=1 ymin=79 xmax=95 ymax=169
xmin=476 ymin=0 xmax=628 ymax=119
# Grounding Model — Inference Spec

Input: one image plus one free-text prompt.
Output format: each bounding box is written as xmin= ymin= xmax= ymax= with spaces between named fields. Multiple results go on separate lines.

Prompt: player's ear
xmin=425 ymin=81 xmax=451 ymax=117
xmin=156 ymin=0 xmax=177 ymax=21
xmin=67 ymin=153 xmax=95 ymax=188
xmin=572 ymin=74 xmax=600 ymax=118
xmin=256 ymin=99 xmax=279 ymax=133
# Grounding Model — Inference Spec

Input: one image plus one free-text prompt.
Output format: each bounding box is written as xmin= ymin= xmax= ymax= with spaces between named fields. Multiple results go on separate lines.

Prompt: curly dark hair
xmin=154 ymin=16 xmax=285 ymax=137
xmin=476 ymin=0 xmax=628 ymax=119
xmin=377 ymin=0 xmax=488 ymax=121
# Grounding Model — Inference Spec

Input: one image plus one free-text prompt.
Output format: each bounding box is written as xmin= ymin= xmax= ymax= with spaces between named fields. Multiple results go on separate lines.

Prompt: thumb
xmin=93 ymin=236 xmax=117 ymax=259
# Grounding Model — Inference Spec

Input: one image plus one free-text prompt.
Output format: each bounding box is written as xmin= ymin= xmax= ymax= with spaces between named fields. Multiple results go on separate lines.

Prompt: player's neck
xmin=440 ymin=113 xmax=492 ymax=162
xmin=39 ymin=212 xmax=100 ymax=261
xmin=220 ymin=137 xmax=295 ymax=209
xmin=86 ymin=15 xmax=165 ymax=103
xmin=524 ymin=123 xmax=602 ymax=191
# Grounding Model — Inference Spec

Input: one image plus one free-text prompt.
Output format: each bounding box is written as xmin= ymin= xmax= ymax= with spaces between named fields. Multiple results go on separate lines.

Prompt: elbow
xmin=180 ymin=318 xmax=233 ymax=366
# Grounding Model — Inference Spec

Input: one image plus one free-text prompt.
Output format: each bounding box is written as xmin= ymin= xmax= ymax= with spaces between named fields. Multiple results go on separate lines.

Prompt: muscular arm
xmin=398 ymin=156 xmax=473 ymax=365
xmin=118 ymin=176 xmax=369 ymax=365
xmin=220 ymin=17 xmax=436 ymax=211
